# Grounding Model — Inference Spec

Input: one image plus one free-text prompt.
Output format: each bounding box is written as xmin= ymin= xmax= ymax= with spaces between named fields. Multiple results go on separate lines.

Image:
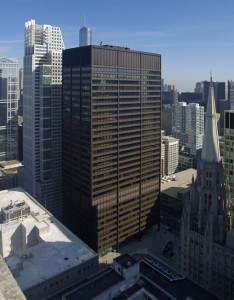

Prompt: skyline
xmin=1 ymin=0 xmax=234 ymax=91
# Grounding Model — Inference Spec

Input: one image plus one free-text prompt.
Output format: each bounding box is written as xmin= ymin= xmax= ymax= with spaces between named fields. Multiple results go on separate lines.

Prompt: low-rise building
xmin=0 ymin=187 xmax=98 ymax=300
xmin=160 ymin=168 xmax=197 ymax=232
xmin=58 ymin=253 xmax=217 ymax=300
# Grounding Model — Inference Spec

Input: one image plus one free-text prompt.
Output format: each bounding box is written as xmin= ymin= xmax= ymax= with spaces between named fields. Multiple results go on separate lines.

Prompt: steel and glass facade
xmin=79 ymin=26 xmax=92 ymax=47
xmin=0 ymin=57 xmax=18 ymax=161
xmin=62 ymin=45 xmax=161 ymax=252
xmin=19 ymin=20 xmax=64 ymax=218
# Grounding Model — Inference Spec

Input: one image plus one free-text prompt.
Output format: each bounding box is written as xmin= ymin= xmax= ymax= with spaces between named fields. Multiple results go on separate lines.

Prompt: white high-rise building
xmin=162 ymin=136 xmax=179 ymax=176
xmin=19 ymin=20 xmax=64 ymax=218
xmin=172 ymin=102 xmax=204 ymax=155
xmin=79 ymin=25 xmax=92 ymax=46
xmin=0 ymin=57 xmax=19 ymax=161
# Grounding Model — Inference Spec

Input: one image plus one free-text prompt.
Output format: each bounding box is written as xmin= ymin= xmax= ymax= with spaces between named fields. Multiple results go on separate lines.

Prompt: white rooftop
xmin=161 ymin=168 xmax=197 ymax=198
xmin=0 ymin=187 xmax=97 ymax=291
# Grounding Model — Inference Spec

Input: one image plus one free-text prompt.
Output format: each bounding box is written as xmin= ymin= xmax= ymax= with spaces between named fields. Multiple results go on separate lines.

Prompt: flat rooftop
xmin=0 ymin=255 xmax=26 ymax=300
xmin=0 ymin=187 xmax=97 ymax=291
xmin=161 ymin=168 xmax=197 ymax=198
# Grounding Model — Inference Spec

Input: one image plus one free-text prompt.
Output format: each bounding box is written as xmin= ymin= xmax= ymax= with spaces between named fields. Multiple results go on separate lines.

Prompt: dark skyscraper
xmin=62 ymin=45 xmax=161 ymax=252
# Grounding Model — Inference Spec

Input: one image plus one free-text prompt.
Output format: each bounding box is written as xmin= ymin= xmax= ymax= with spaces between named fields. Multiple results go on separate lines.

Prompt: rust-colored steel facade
xmin=62 ymin=46 xmax=161 ymax=253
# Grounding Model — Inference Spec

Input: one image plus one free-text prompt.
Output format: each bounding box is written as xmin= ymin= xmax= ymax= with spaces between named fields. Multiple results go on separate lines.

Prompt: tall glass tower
xmin=0 ymin=57 xmax=18 ymax=161
xmin=79 ymin=25 xmax=92 ymax=46
xmin=19 ymin=20 xmax=64 ymax=218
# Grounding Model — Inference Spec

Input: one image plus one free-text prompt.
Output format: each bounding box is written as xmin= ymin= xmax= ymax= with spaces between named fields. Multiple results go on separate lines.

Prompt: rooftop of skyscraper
xmin=0 ymin=187 xmax=98 ymax=292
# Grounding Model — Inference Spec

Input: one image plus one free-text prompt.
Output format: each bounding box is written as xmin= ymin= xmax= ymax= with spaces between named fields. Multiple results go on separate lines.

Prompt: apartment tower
xmin=162 ymin=136 xmax=179 ymax=176
xmin=62 ymin=45 xmax=161 ymax=252
xmin=0 ymin=57 xmax=19 ymax=161
xmin=20 ymin=20 xmax=64 ymax=218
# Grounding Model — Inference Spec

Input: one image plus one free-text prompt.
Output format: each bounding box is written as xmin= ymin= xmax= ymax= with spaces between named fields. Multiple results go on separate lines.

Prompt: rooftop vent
xmin=2 ymin=201 xmax=30 ymax=223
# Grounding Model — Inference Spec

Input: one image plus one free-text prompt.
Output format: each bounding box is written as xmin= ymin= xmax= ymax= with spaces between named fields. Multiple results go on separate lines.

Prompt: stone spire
xmin=201 ymin=76 xmax=221 ymax=162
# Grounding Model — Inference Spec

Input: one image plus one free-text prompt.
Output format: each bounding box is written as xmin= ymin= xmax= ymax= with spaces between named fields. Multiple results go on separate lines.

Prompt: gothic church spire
xmin=201 ymin=76 xmax=221 ymax=163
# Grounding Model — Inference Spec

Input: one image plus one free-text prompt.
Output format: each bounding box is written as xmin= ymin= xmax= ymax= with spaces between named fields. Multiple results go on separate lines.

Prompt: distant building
xmin=162 ymin=85 xmax=178 ymax=105
xmin=161 ymin=105 xmax=172 ymax=135
xmin=0 ymin=160 xmax=22 ymax=190
xmin=0 ymin=187 xmax=98 ymax=300
xmin=219 ymin=99 xmax=229 ymax=136
xmin=162 ymin=136 xmax=179 ymax=176
xmin=213 ymin=81 xmax=225 ymax=113
xmin=195 ymin=80 xmax=227 ymax=112
xmin=172 ymin=102 xmax=204 ymax=170
xmin=0 ymin=57 xmax=19 ymax=162
xmin=194 ymin=80 xmax=210 ymax=110
xmin=19 ymin=20 xmax=64 ymax=218
xmin=62 ymin=45 xmax=161 ymax=253
xmin=178 ymin=92 xmax=203 ymax=104
xmin=79 ymin=25 xmax=92 ymax=46
xmin=180 ymin=79 xmax=234 ymax=300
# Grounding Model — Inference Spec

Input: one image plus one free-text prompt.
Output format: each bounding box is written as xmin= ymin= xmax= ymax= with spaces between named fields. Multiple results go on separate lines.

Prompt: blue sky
xmin=1 ymin=0 xmax=234 ymax=91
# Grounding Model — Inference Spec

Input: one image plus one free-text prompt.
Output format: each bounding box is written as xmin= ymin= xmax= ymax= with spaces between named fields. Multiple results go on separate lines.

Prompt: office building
xmin=195 ymin=80 xmax=226 ymax=112
xmin=213 ymin=81 xmax=225 ymax=113
xmin=62 ymin=45 xmax=161 ymax=253
xmin=180 ymin=79 xmax=234 ymax=300
xmin=19 ymin=20 xmax=64 ymax=218
xmin=172 ymin=102 xmax=204 ymax=156
xmin=162 ymin=136 xmax=179 ymax=176
xmin=0 ymin=57 xmax=19 ymax=162
xmin=79 ymin=25 xmax=92 ymax=46
xmin=172 ymin=102 xmax=204 ymax=170
xmin=194 ymin=80 xmax=210 ymax=110
xmin=178 ymin=92 xmax=203 ymax=104
xmin=161 ymin=105 xmax=172 ymax=135
xmin=0 ymin=187 xmax=98 ymax=300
